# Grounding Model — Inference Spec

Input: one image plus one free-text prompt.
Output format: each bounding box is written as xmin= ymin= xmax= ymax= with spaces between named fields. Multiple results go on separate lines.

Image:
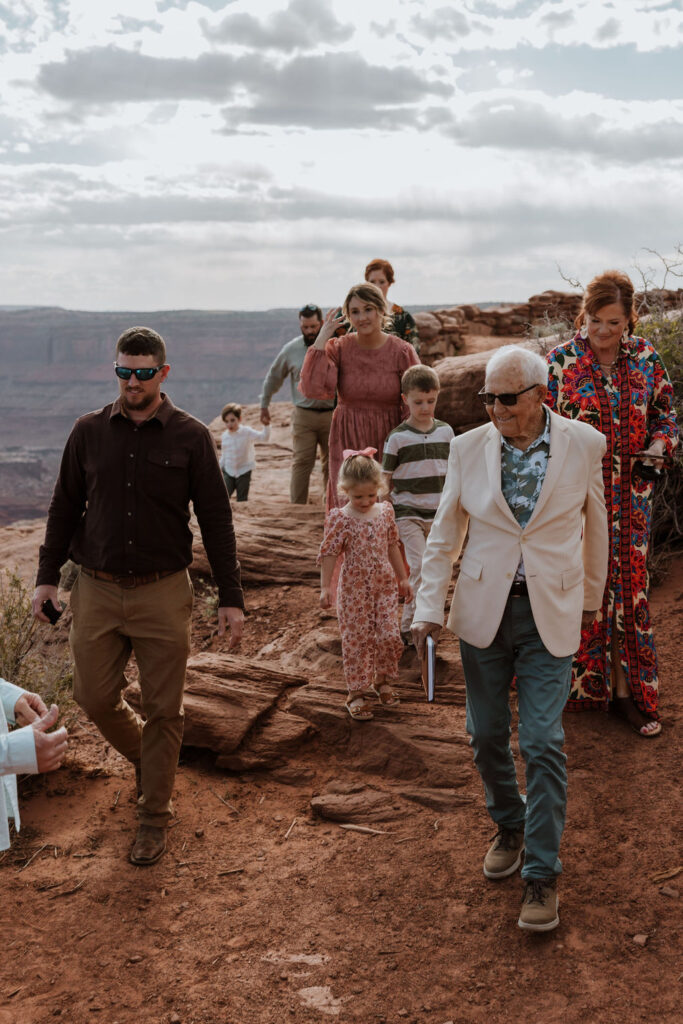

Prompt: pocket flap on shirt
xmin=147 ymin=448 xmax=190 ymax=469
xmin=460 ymin=553 xmax=483 ymax=581
xmin=561 ymin=564 xmax=584 ymax=590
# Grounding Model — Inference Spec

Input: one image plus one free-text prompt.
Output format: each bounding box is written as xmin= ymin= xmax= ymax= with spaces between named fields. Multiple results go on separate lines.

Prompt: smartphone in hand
xmin=41 ymin=599 xmax=63 ymax=625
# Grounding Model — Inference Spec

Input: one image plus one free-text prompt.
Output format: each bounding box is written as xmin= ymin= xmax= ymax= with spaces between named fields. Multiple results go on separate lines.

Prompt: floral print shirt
xmin=500 ymin=405 xmax=551 ymax=580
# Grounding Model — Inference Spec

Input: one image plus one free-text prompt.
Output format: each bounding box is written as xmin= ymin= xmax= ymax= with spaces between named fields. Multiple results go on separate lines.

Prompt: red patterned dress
xmin=546 ymin=333 xmax=678 ymax=717
xmin=317 ymin=503 xmax=404 ymax=692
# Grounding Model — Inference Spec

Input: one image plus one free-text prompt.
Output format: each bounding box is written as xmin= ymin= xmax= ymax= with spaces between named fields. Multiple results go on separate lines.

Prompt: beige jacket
xmin=413 ymin=410 xmax=609 ymax=658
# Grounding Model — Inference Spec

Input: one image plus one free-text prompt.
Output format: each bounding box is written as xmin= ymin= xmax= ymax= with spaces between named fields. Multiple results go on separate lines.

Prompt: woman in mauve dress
xmin=300 ymin=282 xmax=420 ymax=511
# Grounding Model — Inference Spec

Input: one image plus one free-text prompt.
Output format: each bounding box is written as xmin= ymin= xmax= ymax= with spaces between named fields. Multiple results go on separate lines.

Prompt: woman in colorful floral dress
xmin=546 ymin=270 xmax=678 ymax=737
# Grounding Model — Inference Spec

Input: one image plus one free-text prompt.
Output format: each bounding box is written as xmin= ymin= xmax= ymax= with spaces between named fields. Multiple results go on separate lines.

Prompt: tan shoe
xmin=483 ymin=827 xmax=525 ymax=879
xmin=130 ymin=824 xmax=167 ymax=866
xmin=518 ymin=878 xmax=559 ymax=932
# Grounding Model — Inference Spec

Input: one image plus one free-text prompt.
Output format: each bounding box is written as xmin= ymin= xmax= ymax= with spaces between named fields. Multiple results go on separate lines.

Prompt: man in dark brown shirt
xmin=32 ymin=326 xmax=244 ymax=866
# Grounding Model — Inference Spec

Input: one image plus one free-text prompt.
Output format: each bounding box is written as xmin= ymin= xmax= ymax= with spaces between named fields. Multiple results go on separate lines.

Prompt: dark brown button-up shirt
xmin=37 ymin=395 xmax=244 ymax=608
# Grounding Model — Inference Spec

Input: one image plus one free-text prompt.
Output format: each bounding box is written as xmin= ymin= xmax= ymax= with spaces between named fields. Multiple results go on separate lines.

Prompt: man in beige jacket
xmin=412 ymin=346 xmax=608 ymax=932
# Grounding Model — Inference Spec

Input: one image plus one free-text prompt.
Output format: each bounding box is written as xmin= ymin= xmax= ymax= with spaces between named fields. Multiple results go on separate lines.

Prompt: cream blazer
xmin=413 ymin=410 xmax=609 ymax=658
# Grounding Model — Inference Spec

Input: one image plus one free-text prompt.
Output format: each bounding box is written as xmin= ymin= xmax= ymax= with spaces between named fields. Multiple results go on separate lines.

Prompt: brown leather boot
xmin=130 ymin=824 xmax=167 ymax=866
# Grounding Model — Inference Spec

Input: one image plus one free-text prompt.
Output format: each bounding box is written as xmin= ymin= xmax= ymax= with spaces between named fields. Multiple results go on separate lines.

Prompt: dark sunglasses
xmin=299 ymin=304 xmax=322 ymax=318
xmin=478 ymin=383 xmax=539 ymax=406
xmin=114 ymin=363 xmax=166 ymax=381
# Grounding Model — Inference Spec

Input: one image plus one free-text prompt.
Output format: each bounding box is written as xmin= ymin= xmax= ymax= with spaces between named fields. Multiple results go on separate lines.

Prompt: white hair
xmin=485 ymin=345 xmax=548 ymax=388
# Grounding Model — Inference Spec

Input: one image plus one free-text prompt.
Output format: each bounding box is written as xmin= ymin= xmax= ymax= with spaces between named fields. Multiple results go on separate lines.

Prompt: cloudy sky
xmin=1 ymin=0 xmax=682 ymax=310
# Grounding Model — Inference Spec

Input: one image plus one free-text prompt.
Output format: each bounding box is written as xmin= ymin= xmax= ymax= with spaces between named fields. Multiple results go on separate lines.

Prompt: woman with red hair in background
xmin=364 ymin=258 xmax=420 ymax=351
xmin=546 ymin=270 xmax=678 ymax=737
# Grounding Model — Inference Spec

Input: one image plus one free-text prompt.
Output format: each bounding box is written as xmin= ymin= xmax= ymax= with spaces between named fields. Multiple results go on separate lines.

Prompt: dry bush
xmin=0 ymin=569 xmax=75 ymax=722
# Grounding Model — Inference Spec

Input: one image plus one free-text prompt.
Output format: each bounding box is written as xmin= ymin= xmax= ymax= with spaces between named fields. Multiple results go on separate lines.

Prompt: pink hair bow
xmin=343 ymin=447 xmax=377 ymax=460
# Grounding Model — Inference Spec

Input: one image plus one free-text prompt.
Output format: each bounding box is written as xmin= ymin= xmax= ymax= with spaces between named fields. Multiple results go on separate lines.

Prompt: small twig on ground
xmin=71 ymin=852 xmax=96 ymax=859
xmin=210 ymin=788 xmax=239 ymax=815
xmin=338 ymin=823 xmax=389 ymax=835
xmin=48 ymin=880 xmax=85 ymax=900
xmin=111 ymin=788 xmax=121 ymax=810
xmin=284 ymin=818 xmax=297 ymax=840
xmin=650 ymin=866 xmax=681 ymax=883
xmin=18 ymin=844 xmax=49 ymax=872
xmin=217 ymin=867 xmax=245 ymax=877
xmin=394 ymin=836 xmax=418 ymax=844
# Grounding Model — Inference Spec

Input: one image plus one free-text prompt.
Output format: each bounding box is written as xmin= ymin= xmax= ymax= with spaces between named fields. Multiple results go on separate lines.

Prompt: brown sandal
xmin=610 ymin=696 xmax=662 ymax=738
xmin=370 ymin=682 xmax=401 ymax=707
xmin=345 ymin=693 xmax=374 ymax=720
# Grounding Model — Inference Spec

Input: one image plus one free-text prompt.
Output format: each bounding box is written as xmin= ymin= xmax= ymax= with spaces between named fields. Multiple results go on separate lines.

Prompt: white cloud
xmin=0 ymin=0 xmax=682 ymax=309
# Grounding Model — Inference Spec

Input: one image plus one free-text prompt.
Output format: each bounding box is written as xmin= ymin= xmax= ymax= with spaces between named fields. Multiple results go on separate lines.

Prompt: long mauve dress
xmin=300 ymin=333 xmax=419 ymax=510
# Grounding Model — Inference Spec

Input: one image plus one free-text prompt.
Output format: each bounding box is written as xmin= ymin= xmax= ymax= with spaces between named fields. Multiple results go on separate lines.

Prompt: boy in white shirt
xmin=219 ymin=403 xmax=271 ymax=502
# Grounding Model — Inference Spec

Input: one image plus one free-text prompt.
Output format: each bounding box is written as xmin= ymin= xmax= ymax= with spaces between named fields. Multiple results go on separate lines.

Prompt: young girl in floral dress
xmin=318 ymin=450 xmax=412 ymax=721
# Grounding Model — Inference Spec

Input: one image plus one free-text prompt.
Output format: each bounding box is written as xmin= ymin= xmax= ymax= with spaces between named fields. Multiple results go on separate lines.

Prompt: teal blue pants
xmin=460 ymin=595 xmax=573 ymax=880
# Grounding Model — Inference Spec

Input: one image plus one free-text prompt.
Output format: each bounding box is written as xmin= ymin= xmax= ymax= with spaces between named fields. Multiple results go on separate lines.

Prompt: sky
xmin=1 ymin=0 xmax=682 ymax=310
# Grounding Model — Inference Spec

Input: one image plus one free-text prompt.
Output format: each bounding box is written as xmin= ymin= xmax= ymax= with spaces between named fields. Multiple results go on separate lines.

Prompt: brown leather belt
xmin=509 ymin=579 xmax=529 ymax=597
xmin=81 ymin=567 xmax=179 ymax=589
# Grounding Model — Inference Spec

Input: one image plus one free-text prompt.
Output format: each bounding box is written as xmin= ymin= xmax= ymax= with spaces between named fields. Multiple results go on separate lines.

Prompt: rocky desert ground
xmin=0 ymin=398 xmax=681 ymax=1024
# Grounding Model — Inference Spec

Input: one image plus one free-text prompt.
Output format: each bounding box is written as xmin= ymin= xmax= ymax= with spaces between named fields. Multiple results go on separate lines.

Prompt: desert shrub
xmin=636 ymin=309 xmax=683 ymax=581
xmin=0 ymin=569 xmax=75 ymax=720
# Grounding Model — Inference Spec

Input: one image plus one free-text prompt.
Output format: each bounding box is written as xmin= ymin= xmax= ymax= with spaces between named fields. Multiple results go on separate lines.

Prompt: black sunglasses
xmin=299 ymin=304 xmax=322 ymax=318
xmin=478 ymin=383 xmax=539 ymax=407
xmin=114 ymin=363 xmax=166 ymax=381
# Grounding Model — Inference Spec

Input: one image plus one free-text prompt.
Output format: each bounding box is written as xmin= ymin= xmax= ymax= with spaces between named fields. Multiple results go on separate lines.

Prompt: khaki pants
xmin=290 ymin=406 xmax=333 ymax=504
xmin=397 ymin=518 xmax=432 ymax=632
xmin=70 ymin=569 xmax=192 ymax=827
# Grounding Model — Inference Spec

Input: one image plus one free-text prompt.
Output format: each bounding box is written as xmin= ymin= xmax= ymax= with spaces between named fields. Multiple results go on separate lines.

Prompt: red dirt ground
xmin=1 ymin=406 xmax=681 ymax=1024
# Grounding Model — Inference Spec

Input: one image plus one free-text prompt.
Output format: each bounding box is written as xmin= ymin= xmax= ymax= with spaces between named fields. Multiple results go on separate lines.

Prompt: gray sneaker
xmin=483 ymin=827 xmax=525 ymax=879
xmin=518 ymin=878 xmax=559 ymax=932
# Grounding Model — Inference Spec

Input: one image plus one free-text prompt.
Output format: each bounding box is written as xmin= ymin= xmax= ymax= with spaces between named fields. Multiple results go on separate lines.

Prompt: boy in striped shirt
xmin=382 ymin=365 xmax=454 ymax=644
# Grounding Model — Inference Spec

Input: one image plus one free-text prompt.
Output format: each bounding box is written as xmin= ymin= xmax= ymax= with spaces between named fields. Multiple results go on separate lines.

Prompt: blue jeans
xmin=460 ymin=595 xmax=572 ymax=880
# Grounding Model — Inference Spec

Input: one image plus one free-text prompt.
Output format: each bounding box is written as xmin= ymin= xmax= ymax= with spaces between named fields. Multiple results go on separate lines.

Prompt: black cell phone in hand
xmin=41 ymin=599 xmax=63 ymax=625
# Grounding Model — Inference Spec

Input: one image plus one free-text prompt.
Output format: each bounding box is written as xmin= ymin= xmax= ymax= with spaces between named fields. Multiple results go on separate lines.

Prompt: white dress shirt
xmin=219 ymin=424 xmax=270 ymax=478
xmin=1 ymin=679 xmax=38 ymax=851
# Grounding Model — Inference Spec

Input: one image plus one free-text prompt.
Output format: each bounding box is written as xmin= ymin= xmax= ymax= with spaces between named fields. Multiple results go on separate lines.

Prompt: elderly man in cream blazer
xmin=412 ymin=345 xmax=608 ymax=933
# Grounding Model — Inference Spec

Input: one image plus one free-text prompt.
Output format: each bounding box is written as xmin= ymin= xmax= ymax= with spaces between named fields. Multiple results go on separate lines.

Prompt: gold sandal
xmin=345 ymin=693 xmax=374 ymax=720
xmin=370 ymin=682 xmax=400 ymax=707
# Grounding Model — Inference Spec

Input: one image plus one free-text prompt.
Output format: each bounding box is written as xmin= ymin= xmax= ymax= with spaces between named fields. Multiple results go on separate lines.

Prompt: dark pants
xmin=460 ymin=595 xmax=573 ymax=880
xmin=222 ymin=470 xmax=251 ymax=502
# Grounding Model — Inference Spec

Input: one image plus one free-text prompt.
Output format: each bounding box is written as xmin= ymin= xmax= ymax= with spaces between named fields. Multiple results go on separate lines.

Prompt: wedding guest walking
xmin=382 ymin=364 xmax=454 ymax=644
xmin=300 ymin=283 xmax=419 ymax=511
xmin=547 ymin=270 xmax=678 ymax=737
xmin=412 ymin=346 xmax=608 ymax=931
xmin=219 ymin=402 xmax=270 ymax=502
xmin=259 ymin=304 xmax=334 ymax=503
xmin=319 ymin=452 xmax=411 ymax=720
xmin=364 ymin=258 xmax=420 ymax=350
xmin=32 ymin=326 xmax=244 ymax=866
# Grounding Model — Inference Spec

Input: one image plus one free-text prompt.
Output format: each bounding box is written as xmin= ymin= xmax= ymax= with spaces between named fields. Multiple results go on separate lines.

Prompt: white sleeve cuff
xmin=5 ymin=726 xmax=38 ymax=775
xmin=0 ymin=680 xmax=28 ymax=724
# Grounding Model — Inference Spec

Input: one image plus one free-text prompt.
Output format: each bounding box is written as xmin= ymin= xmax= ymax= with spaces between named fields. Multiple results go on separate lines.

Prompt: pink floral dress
xmin=317 ymin=502 xmax=404 ymax=692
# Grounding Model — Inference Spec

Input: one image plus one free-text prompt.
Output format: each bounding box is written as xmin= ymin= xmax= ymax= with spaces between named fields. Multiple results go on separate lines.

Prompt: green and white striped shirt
xmin=382 ymin=419 xmax=454 ymax=520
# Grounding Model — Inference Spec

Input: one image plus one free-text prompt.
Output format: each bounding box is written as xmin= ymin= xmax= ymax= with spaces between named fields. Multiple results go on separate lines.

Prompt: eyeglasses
xmin=114 ymin=363 xmax=166 ymax=381
xmin=299 ymin=304 xmax=322 ymax=318
xmin=478 ymin=383 xmax=539 ymax=406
